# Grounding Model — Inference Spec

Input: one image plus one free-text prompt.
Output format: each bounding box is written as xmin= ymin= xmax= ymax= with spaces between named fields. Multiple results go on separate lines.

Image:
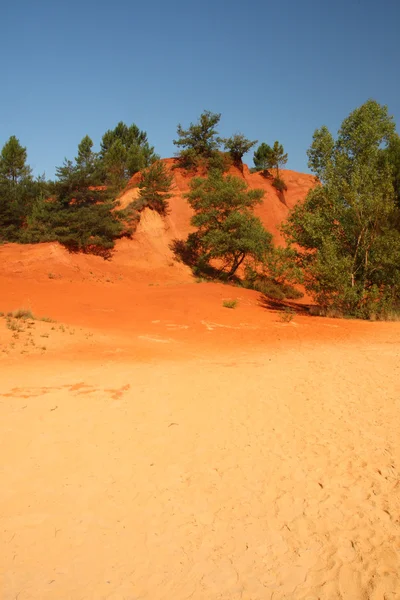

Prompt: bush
xmin=279 ymin=307 xmax=295 ymax=322
xmin=272 ymin=177 xmax=287 ymax=192
xmin=243 ymin=268 xmax=303 ymax=301
xmin=11 ymin=308 xmax=35 ymax=320
xmin=223 ymin=299 xmax=237 ymax=309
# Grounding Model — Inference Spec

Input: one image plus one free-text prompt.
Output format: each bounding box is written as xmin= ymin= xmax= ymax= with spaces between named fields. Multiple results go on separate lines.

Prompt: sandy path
xmin=1 ymin=337 xmax=400 ymax=599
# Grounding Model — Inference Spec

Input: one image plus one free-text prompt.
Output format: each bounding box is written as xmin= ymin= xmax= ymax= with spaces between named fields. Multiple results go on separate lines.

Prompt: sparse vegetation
xmin=10 ymin=308 xmax=35 ymax=320
xmin=272 ymin=177 xmax=287 ymax=192
xmin=279 ymin=307 xmax=296 ymax=322
xmin=223 ymin=299 xmax=238 ymax=309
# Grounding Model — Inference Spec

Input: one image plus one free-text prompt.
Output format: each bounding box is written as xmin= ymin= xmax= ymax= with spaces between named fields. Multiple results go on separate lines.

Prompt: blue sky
xmin=1 ymin=0 xmax=399 ymax=178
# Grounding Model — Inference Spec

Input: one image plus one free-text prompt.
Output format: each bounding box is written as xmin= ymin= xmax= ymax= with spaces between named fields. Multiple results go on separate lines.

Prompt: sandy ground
xmin=1 ymin=274 xmax=400 ymax=599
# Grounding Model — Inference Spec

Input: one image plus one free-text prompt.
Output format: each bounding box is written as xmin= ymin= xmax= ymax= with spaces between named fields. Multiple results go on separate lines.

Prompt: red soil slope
xmin=121 ymin=158 xmax=315 ymax=244
xmin=0 ymin=159 xmax=314 ymax=284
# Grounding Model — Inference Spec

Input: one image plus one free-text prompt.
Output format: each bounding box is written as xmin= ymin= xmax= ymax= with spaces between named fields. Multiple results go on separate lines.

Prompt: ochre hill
xmin=116 ymin=158 xmax=315 ymax=269
xmin=0 ymin=159 xmax=315 ymax=284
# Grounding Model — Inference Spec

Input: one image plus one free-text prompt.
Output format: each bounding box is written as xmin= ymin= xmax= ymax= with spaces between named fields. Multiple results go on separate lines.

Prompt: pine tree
xmin=183 ymin=170 xmax=272 ymax=278
xmin=173 ymin=111 xmax=222 ymax=170
xmin=137 ymin=161 xmax=173 ymax=215
xmin=222 ymin=133 xmax=258 ymax=166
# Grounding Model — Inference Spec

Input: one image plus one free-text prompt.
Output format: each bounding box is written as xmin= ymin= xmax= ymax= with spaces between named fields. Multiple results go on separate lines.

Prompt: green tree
xmin=0 ymin=136 xmax=37 ymax=241
xmin=173 ymin=110 xmax=222 ymax=170
xmin=283 ymin=99 xmax=400 ymax=318
xmin=253 ymin=140 xmax=288 ymax=180
xmin=0 ymin=136 xmax=31 ymax=184
xmin=55 ymin=136 xmax=105 ymax=207
xmin=136 ymin=161 xmax=173 ymax=215
xmin=75 ymin=135 xmax=100 ymax=180
xmin=102 ymin=139 xmax=128 ymax=193
xmin=183 ymin=170 xmax=272 ymax=278
xmin=222 ymin=133 xmax=258 ymax=166
xmin=253 ymin=142 xmax=273 ymax=172
xmin=100 ymin=121 xmax=158 ymax=189
xmin=387 ymin=133 xmax=400 ymax=208
xmin=31 ymin=137 xmax=125 ymax=253
xmin=269 ymin=141 xmax=288 ymax=180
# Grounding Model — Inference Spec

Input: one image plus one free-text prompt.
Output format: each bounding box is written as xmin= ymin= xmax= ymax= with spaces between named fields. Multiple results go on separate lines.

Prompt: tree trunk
xmin=227 ymin=253 xmax=245 ymax=279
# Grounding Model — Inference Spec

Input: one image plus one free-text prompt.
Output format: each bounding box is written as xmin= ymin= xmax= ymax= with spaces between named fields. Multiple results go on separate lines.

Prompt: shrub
xmin=11 ymin=308 xmax=35 ymax=320
xmin=223 ymin=299 xmax=238 ymax=309
xmin=243 ymin=269 xmax=303 ymax=301
xmin=272 ymin=177 xmax=287 ymax=192
xmin=279 ymin=307 xmax=295 ymax=322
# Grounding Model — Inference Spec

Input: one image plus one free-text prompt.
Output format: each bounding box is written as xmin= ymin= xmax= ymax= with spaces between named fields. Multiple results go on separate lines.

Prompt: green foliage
xmin=0 ymin=136 xmax=49 ymax=242
xmin=173 ymin=110 xmax=222 ymax=170
xmin=0 ymin=136 xmax=31 ymax=184
xmin=207 ymin=151 xmax=233 ymax=173
xmin=243 ymin=255 xmax=303 ymax=301
xmin=182 ymin=170 xmax=272 ymax=278
xmin=253 ymin=143 xmax=273 ymax=172
xmin=222 ymin=133 xmax=257 ymax=165
xmin=20 ymin=137 xmax=125 ymax=254
xmin=387 ymin=133 xmax=400 ymax=208
xmin=269 ymin=141 xmax=288 ymax=178
xmin=24 ymin=196 xmax=124 ymax=254
xmin=283 ymin=99 xmax=400 ymax=319
xmin=100 ymin=121 xmax=158 ymax=190
xmin=272 ymin=177 xmax=287 ymax=192
xmin=279 ymin=307 xmax=296 ymax=322
xmin=253 ymin=141 xmax=288 ymax=178
xmin=136 ymin=161 xmax=173 ymax=215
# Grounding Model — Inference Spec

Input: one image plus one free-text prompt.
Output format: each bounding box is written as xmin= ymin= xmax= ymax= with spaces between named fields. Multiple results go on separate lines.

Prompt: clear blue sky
xmin=1 ymin=0 xmax=399 ymax=178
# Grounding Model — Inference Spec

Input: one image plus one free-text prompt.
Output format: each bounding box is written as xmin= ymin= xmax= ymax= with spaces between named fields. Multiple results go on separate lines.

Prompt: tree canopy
xmin=182 ymin=170 xmax=272 ymax=278
xmin=283 ymin=99 xmax=400 ymax=318
xmin=100 ymin=121 xmax=158 ymax=190
xmin=173 ymin=110 xmax=222 ymax=169
xmin=253 ymin=140 xmax=288 ymax=180
xmin=136 ymin=161 xmax=173 ymax=216
xmin=222 ymin=133 xmax=258 ymax=165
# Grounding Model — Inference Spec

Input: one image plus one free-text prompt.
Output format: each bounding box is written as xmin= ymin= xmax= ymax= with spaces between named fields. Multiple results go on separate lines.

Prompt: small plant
xmin=12 ymin=308 xmax=35 ymax=320
xmin=279 ymin=307 xmax=295 ymax=322
xmin=6 ymin=318 xmax=21 ymax=331
xmin=41 ymin=316 xmax=55 ymax=323
xmin=48 ymin=272 xmax=56 ymax=279
xmin=223 ymin=299 xmax=238 ymax=309
xmin=272 ymin=177 xmax=287 ymax=192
